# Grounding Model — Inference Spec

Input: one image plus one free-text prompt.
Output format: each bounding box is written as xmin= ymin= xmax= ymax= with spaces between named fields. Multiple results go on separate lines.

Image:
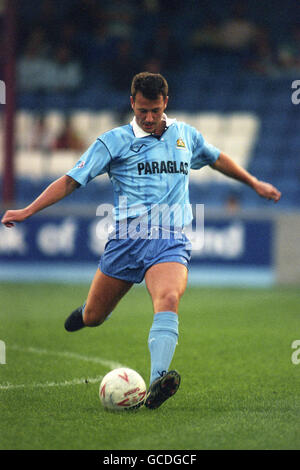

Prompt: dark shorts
xmin=99 ymin=230 xmax=192 ymax=284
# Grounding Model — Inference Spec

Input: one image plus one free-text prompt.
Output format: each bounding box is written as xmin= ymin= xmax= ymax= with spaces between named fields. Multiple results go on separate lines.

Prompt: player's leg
xmin=144 ymin=261 xmax=188 ymax=408
xmin=145 ymin=261 xmax=188 ymax=314
xmin=65 ymin=268 xmax=133 ymax=331
xmin=84 ymin=269 xmax=133 ymax=326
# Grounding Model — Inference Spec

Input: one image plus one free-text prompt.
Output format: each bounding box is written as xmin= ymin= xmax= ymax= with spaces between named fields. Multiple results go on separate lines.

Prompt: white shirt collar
xmin=130 ymin=113 xmax=176 ymax=138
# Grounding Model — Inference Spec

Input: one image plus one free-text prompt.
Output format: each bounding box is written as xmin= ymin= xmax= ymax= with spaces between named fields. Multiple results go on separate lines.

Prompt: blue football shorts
xmin=99 ymin=227 xmax=192 ymax=284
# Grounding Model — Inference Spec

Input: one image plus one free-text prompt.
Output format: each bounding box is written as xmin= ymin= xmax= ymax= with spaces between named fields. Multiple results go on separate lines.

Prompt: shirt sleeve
xmin=66 ymin=139 xmax=111 ymax=186
xmin=190 ymin=128 xmax=221 ymax=170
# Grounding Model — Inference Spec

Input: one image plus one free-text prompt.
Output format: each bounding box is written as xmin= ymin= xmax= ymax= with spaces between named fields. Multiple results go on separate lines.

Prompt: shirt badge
xmin=77 ymin=161 xmax=85 ymax=168
xmin=176 ymin=138 xmax=186 ymax=149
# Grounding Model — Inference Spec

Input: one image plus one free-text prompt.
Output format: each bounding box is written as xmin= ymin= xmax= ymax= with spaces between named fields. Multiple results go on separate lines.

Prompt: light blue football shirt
xmin=67 ymin=114 xmax=220 ymax=228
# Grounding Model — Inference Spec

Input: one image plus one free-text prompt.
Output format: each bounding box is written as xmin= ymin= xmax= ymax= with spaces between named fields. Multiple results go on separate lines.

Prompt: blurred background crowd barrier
xmin=0 ymin=0 xmax=299 ymax=285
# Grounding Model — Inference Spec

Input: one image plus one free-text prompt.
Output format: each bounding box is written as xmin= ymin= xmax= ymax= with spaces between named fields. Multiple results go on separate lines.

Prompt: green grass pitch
xmin=0 ymin=282 xmax=299 ymax=450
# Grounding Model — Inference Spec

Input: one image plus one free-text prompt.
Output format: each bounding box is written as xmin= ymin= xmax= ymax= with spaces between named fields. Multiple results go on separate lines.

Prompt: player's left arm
xmin=211 ymin=152 xmax=281 ymax=202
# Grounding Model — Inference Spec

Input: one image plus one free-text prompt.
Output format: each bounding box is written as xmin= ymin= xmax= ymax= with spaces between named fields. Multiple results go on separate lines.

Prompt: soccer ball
xmin=99 ymin=367 xmax=147 ymax=411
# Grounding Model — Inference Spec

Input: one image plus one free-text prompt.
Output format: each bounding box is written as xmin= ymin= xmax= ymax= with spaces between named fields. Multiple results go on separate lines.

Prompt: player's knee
xmin=157 ymin=290 xmax=180 ymax=311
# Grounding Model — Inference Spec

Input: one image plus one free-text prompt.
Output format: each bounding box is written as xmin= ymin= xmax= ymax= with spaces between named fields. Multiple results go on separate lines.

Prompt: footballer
xmin=1 ymin=72 xmax=281 ymax=409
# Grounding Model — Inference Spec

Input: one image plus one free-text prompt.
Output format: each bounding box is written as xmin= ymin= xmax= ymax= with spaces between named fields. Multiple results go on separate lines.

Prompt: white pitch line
xmin=9 ymin=344 xmax=124 ymax=369
xmin=0 ymin=375 xmax=103 ymax=391
xmin=0 ymin=345 xmax=127 ymax=391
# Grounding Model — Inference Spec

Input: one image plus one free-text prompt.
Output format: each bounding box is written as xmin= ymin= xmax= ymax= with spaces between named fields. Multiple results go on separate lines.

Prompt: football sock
xmin=148 ymin=311 xmax=179 ymax=385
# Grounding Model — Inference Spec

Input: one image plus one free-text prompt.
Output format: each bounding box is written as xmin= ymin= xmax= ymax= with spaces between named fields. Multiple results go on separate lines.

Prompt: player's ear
xmin=164 ymin=96 xmax=169 ymax=109
xmin=130 ymin=96 xmax=135 ymax=109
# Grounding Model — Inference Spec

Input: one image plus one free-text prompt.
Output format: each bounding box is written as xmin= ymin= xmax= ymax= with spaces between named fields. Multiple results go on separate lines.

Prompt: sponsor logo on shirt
xmin=137 ymin=160 xmax=189 ymax=175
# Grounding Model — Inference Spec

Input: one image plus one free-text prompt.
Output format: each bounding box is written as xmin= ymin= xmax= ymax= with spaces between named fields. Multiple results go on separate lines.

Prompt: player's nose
xmin=145 ymin=112 xmax=154 ymax=122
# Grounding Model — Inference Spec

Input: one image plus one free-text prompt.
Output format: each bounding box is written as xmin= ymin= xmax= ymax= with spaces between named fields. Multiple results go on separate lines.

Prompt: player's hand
xmin=253 ymin=180 xmax=281 ymax=202
xmin=1 ymin=209 xmax=30 ymax=227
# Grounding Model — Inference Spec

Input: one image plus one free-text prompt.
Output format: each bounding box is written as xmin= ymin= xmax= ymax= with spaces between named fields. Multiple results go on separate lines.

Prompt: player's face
xmin=130 ymin=92 xmax=168 ymax=134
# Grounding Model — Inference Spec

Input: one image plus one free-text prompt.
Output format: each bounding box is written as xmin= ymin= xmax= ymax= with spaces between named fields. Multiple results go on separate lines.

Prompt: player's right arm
xmin=1 ymin=175 xmax=79 ymax=228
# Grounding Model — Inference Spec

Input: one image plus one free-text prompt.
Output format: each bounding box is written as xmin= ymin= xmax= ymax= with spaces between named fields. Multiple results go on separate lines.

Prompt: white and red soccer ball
xmin=99 ymin=368 xmax=147 ymax=411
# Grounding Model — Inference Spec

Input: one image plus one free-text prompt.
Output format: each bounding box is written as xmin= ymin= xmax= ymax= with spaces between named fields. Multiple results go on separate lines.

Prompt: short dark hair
xmin=131 ymin=72 xmax=168 ymax=101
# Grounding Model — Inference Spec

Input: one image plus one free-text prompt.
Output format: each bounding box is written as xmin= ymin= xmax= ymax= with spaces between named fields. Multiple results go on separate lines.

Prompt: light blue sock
xmin=148 ymin=311 xmax=179 ymax=385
